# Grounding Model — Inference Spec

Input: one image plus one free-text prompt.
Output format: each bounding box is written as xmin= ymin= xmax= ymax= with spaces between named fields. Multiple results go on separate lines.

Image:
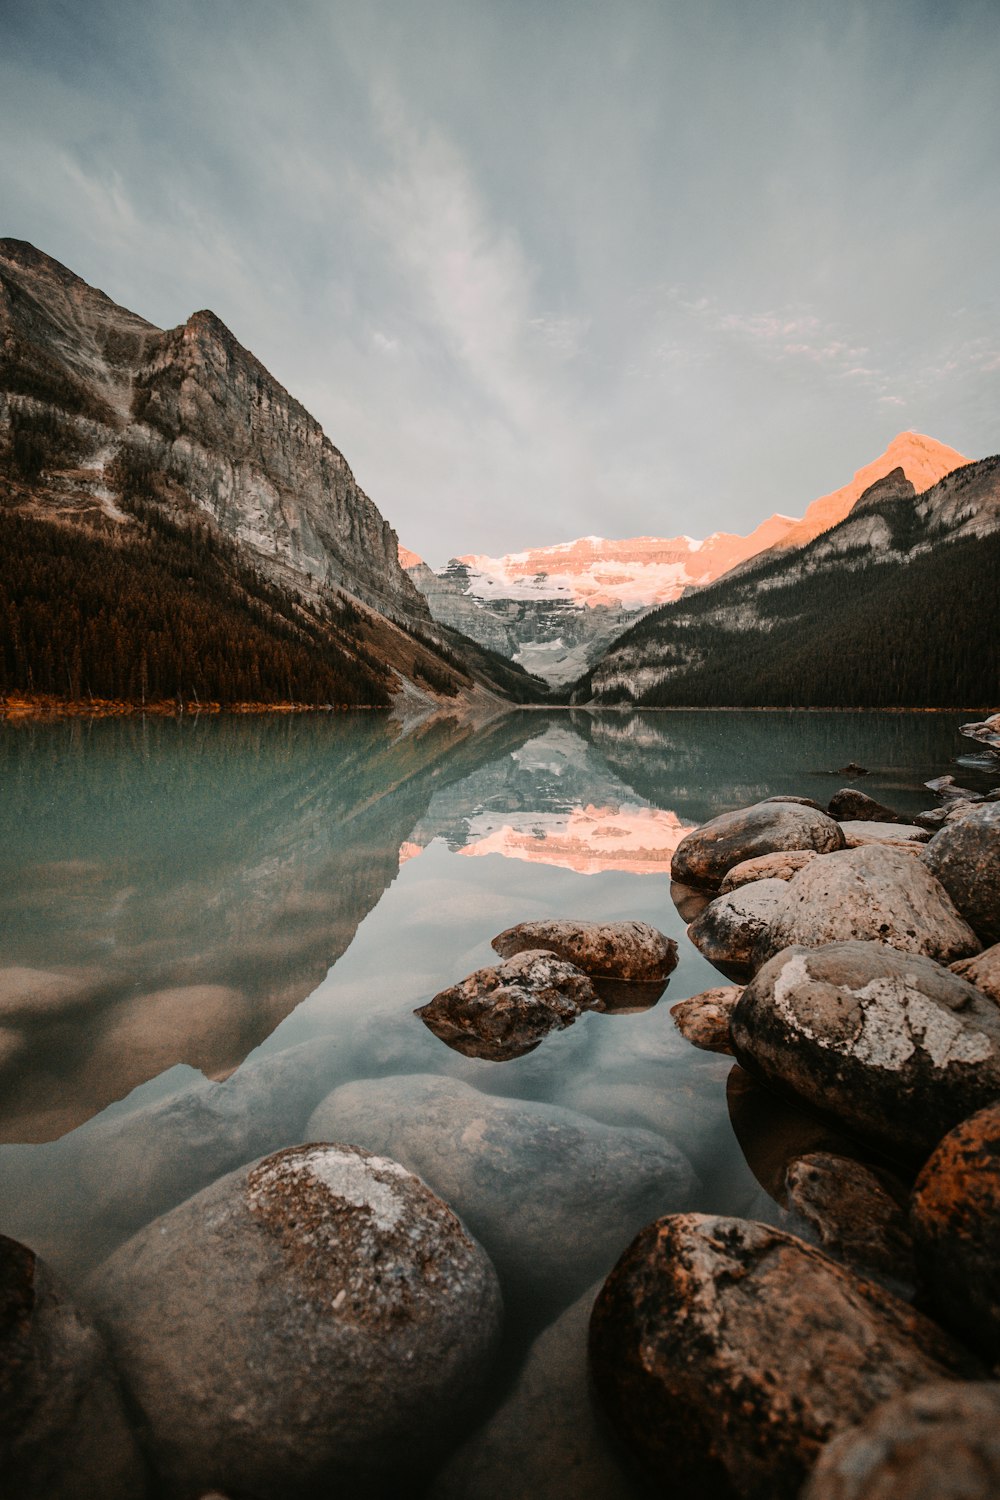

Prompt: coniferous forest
xmin=0 ymin=503 xmax=394 ymax=707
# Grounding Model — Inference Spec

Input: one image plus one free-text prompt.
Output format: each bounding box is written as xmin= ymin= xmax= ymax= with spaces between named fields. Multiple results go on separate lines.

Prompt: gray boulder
xmin=491 ymin=919 xmax=678 ymax=983
xmin=307 ymin=1074 xmax=697 ymax=1303
xmin=0 ymin=1234 xmax=148 ymax=1500
xmin=86 ymin=1144 xmax=502 ymax=1499
xmin=415 ymin=950 xmax=601 ymax=1061
xmin=687 ymin=878 xmax=791 ymax=975
xmin=671 ymin=800 xmax=845 ymax=889
xmin=802 ymin=1382 xmax=1000 ymax=1499
xmin=589 ymin=1213 xmax=978 ymax=1500
xmin=923 ymin=803 xmax=1000 ymax=943
xmin=730 ymin=942 xmax=1000 ymax=1157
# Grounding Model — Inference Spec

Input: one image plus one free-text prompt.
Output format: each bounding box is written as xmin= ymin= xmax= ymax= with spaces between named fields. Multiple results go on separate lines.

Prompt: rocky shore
xmin=3 ymin=716 xmax=999 ymax=1497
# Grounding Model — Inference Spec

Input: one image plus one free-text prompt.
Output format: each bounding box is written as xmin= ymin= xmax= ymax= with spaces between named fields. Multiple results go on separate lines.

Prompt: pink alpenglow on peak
xmin=397 ymin=544 xmax=424 ymax=570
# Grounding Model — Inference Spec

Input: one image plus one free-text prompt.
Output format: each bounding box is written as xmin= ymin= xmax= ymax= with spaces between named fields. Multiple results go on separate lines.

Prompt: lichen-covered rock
xmin=910 ymin=1102 xmax=1000 ymax=1360
xmin=491 ymin=919 xmax=677 ymax=983
xmin=588 ymin=1214 xmax=978 ymax=1500
xmin=784 ymin=1153 xmax=917 ymax=1300
xmin=719 ymin=848 xmax=818 ymax=892
xmin=692 ymin=846 xmax=981 ymax=976
xmin=86 ymin=1144 xmax=502 ymax=1499
xmin=430 ymin=1283 xmax=633 ymax=1500
xmin=687 ymin=878 xmax=791 ymax=975
xmin=828 ymin=788 xmax=902 ymax=823
xmin=415 ymin=950 xmax=601 ymax=1061
xmin=950 ymin=943 xmax=1000 ymax=1004
xmin=730 ymin=942 xmax=1000 ymax=1157
xmin=307 ymin=1074 xmax=697 ymax=1304
xmin=840 ymin=822 xmax=929 ymax=848
xmin=0 ymin=1234 xmax=148 ymax=1500
xmin=802 ymin=1382 xmax=1000 ymax=1499
xmin=671 ymin=801 xmax=845 ymax=889
xmin=923 ymin=803 xmax=1000 ymax=943
xmin=669 ymin=986 xmax=743 ymax=1053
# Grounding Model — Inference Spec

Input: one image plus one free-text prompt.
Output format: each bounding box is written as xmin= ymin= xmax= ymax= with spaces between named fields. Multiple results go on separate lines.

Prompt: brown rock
xmin=785 ymin=1153 xmax=917 ymax=1300
xmin=671 ymin=801 xmax=845 ymax=890
xmin=761 ymin=794 xmax=829 ymax=812
xmin=828 ymin=788 xmax=902 ymax=823
xmin=719 ymin=849 xmax=818 ymax=892
xmin=950 ymin=943 xmax=1000 ymax=1004
xmin=923 ymin=803 xmax=1000 ymax=943
xmin=910 ymin=1102 xmax=1000 ymax=1360
xmin=588 ymin=1214 xmax=977 ymax=1500
xmin=802 ymin=1381 xmax=1000 ymax=1499
xmin=730 ymin=942 xmax=1000 ymax=1158
xmin=670 ymin=987 xmax=743 ymax=1053
xmin=687 ymin=877 xmax=791 ymax=976
xmin=415 ymin=950 xmax=601 ymax=1061
xmin=87 ymin=1144 xmax=502 ymax=1498
xmin=0 ymin=1234 xmax=148 ymax=1500
xmin=840 ymin=822 xmax=929 ymax=848
xmin=491 ymin=919 xmax=677 ymax=983
xmin=726 ymin=1065 xmax=864 ymax=1207
xmin=669 ymin=880 xmax=713 ymax=922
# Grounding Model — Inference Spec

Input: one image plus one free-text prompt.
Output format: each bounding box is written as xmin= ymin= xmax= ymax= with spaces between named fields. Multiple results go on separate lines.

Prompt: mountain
xmin=0 ymin=239 xmax=545 ymax=710
xmin=401 ymin=432 xmax=966 ymax=685
xmin=577 ymin=455 xmax=1000 ymax=708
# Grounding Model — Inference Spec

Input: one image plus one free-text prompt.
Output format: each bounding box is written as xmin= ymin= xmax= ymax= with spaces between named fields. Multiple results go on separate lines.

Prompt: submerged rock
xmin=588 ymin=1214 xmax=978 ymax=1500
xmin=803 ymin=1381 xmax=1000 ymax=1499
xmin=430 ymin=1283 xmax=633 ymax=1500
xmin=671 ymin=801 xmax=845 ymax=890
xmin=910 ymin=1102 xmax=1000 ymax=1360
xmin=828 ymin=788 xmax=901 ymax=823
xmin=491 ymin=919 xmax=678 ymax=984
xmin=784 ymin=1153 xmax=917 ymax=1300
xmin=730 ymin=942 xmax=1000 ymax=1157
xmin=87 ymin=1144 xmax=502 ymax=1499
xmin=719 ymin=848 xmax=818 ymax=892
xmin=950 ymin=943 xmax=1000 ymax=1004
xmin=307 ymin=1074 xmax=697 ymax=1304
xmin=923 ymin=803 xmax=1000 ymax=943
xmin=415 ymin=950 xmax=601 ymax=1061
xmin=726 ymin=1065 xmax=865 ymax=1207
xmin=669 ymin=986 xmax=743 ymax=1053
xmin=0 ymin=1234 xmax=148 ymax=1500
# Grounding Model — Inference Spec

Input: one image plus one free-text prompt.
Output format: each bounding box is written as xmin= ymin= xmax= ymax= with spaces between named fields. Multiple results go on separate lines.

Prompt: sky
xmin=2 ymin=0 xmax=999 ymax=566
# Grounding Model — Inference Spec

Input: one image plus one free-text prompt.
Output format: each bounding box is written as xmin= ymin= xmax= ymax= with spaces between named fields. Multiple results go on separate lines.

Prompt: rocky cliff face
xmin=0 ymin=238 xmax=427 ymax=625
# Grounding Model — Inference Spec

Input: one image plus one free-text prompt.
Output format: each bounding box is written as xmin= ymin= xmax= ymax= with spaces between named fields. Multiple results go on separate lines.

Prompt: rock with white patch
xmin=0 ymin=1234 xmax=148 ymax=1500
xmin=306 ymin=1074 xmax=697 ymax=1304
xmin=86 ymin=1144 xmax=502 ymax=1499
xmin=730 ymin=942 xmax=1000 ymax=1157
xmin=802 ymin=1381 xmax=1000 ymax=1500
xmin=671 ymin=801 xmax=846 ymax=890
xmin=415 ymin=950 xmax=601 ymax=1061
xmin=923 ymin=803 xmax=1000 ymax=944
xmin=491 ymin=919 xmax=678 ymax=984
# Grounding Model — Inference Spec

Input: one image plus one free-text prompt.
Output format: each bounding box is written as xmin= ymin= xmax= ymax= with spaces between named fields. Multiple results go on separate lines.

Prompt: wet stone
xmin=415 ymin=949 xmax=602 ymax=1061
xmin=86 ymin=1144 xmax=503 ymax=1500
xmin=719 ymin=849 xmax=818 ymax=892
xmin=784 ymin=1152 xmax=917 ymax=1300
xmin=588 ymin=1213 xmax=979 ymax=1500
xmin=828 ymin=788 xmax=902 ymax=823
xmin=670 ymin=986 xmax=743 ymax=1053
xmin=491 ymin=919 xmax=678 ymax=984
xmin=671 ymin=800 xmax=845 ymax=890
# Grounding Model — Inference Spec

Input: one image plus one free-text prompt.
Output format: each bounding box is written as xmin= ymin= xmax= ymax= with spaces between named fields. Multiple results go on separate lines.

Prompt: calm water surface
xmin=0 ymin=708 xmax=988 ymax=1493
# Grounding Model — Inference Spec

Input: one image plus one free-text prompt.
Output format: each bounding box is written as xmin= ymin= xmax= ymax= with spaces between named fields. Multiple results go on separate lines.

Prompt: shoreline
xmin=0 ymin=694 xmax=389 ymax=724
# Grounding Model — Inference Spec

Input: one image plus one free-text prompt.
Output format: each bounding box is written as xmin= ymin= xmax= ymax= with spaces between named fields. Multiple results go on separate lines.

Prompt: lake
xmin=0 ymin=707 xmax=987 ymax=1494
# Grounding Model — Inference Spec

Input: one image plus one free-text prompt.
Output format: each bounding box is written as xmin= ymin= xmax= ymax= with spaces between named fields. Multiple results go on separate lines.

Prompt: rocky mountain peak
xmin=850 ymin=466 xmax=917 ymax=515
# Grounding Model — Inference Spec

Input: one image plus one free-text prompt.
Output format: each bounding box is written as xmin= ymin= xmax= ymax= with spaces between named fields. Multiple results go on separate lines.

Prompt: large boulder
xmin=307 ymin=1074 xmax=697 ymax=1304
xmin=415 ymin=950 xmax=601 ymax=1061
xmin=430 ymin=1283 xmax=632 ymax=1500
xmin=950 ymin=943 xmax=1000 ymax=1004
xmin=802 ymin=1381 xmax=1000 ymax=1499
xmin=671 ymin=801 xmax=845 ymax=889
xmin=491 ymin=919 xmax=677 ymax=983
xmin=588 ymin=1214 xmax=978 ymax=1500
xmin=691 ymin=845 xmax=981 ymax=977
xmin=0 ymin=1234 xmax=148 ymax=1500
xmin=923 ymin=803 xmax=1000 ymax=943
xmin=730 ymin=942 xmax=1000 ymax=1157
xmin=86 ymin=1144 xmax=502 ymax=1499
xmin=910 ymin=1102 xmax=1000 ymax=1360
